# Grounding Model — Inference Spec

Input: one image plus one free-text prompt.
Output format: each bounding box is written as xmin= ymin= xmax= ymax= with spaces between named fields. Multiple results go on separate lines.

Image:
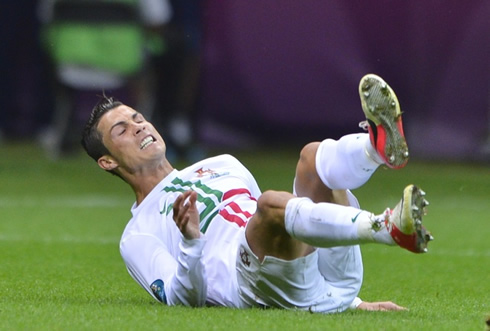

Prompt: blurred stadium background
xmin=0 ymin=0 xmax=489 ymax=161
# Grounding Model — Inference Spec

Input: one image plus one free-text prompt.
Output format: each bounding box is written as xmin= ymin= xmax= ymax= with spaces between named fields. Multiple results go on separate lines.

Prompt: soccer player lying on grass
xmin=81 ymin=74 xmax=433 ymax=313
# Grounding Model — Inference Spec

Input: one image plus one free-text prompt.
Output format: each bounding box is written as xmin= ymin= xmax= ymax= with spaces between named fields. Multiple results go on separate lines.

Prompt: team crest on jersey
xmin=240 ymin=247 xmax=251 ymax=267
xmin=195 ymin=167 xmax=228 ymax=179
xmin=150 ymin=279 xmax=167 ymax=303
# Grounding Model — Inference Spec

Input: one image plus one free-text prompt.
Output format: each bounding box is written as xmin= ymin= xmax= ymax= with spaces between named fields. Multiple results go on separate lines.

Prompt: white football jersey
xmin=120 ymin=154 xmax=261 ymax=307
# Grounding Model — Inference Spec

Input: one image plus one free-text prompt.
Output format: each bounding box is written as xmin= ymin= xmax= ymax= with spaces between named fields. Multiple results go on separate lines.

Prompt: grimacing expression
xmin=96 ymin=105 xmax=166 ymax=173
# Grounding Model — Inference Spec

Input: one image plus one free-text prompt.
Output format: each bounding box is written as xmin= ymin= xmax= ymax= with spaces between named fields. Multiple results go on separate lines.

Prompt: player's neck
xmin=129 ymin=160 xmax=174 ymax=205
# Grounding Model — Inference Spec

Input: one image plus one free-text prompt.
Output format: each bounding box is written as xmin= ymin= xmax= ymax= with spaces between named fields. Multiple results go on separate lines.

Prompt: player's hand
xmin=357 ymin=301 xmax=407 ymax=311
xmin=173 ymin=190 xmax=201 ymax=240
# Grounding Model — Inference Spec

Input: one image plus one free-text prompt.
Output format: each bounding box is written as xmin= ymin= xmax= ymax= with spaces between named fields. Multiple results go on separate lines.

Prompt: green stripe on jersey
xmin=170 ymin=177 xmax=223 ymax=200
xmin=161 ymin=177 xmax=225 ymax=233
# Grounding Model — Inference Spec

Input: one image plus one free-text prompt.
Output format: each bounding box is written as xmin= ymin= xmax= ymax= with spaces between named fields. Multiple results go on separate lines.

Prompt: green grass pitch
xmin=1 ymin=143 xmax=489 ymax=330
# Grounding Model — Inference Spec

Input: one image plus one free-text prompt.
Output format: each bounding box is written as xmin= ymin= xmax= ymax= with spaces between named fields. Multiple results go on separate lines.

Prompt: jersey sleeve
xmin=120 ymin=233 xmax=208 ymax=307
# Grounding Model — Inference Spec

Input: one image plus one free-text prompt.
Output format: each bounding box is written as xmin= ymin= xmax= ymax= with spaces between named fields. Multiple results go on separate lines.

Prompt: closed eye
xmin=110 ymin=120 xmax=128 ymax=136
xmin=133 ymin=113 xmax=145 ymax=123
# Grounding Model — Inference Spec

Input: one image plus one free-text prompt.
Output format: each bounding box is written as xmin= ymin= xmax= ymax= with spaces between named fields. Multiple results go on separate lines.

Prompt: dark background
xmin=1 ymin=0 xmax=489 ymax=160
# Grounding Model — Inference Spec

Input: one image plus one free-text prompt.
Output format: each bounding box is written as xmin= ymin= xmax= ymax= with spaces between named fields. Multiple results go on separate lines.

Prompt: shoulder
xmin=179 ymin=154 xmax=248 ymax=175
xmin=194 ymin=154 xmax=242 ymax=166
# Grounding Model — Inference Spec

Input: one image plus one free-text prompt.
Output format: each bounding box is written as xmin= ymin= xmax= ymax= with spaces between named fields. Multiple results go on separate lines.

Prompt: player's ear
xmin=98 ymin=155 xmax=118 ymax=171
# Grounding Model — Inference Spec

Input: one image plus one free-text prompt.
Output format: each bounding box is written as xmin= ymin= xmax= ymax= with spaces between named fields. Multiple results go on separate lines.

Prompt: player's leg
xmin=247 ymin=130 xmax=387 ymax=259
xmin=244 ymin=190 xmax=315 ymax=262
xmin=240 ymin=184 xmax=431 ymax=312
xmin=295 ymin=74 xmax=409 ymax=200
xmin=247 ymin=74 xmax=432 ymax=259
xmin=287 ymin=132 xmax=432 ymax=253
xmin=293 ymin=136 xmax=379 ymax=204
xmin=247 ymin=184 xmax=431 ymax=260
xmin=293 ymin=141 xmax=368 ymax=307
xmin=240 ymin=190 xmax=365 ymax=312
xmin=239 ymin=74 xmax=431 ymax=312
xmin=287 ymin=180 xmax=435 ymax=254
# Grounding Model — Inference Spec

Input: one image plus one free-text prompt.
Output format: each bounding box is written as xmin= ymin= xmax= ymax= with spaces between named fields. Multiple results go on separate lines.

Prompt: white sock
xmin=284 ymin=197 xmax=395 ymax=247
xmin=315 ymin=134 xmax=382 ymax=190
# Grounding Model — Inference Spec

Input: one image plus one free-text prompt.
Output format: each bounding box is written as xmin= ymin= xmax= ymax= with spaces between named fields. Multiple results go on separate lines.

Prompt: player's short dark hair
xmin=81 ymin=95 xmax=123 ymax=162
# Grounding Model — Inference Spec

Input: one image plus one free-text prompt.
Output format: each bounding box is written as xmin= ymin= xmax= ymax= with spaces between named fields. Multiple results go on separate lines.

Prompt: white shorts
xmin=235 ymin=230 xmax=362 ymax=313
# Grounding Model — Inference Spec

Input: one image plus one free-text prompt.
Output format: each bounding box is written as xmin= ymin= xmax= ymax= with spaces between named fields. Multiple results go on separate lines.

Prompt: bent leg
xmin=292 ymin=137 xmax=376 ymax=305
xmin=273 ymin=135 xmax=397 ymax=250
xmin=294 ymin=141 xmax=349 ymax=205
xmin=241 ymin=189 xmax=371 ymax=313
xmin=245 ymin=190 xmax=394 ymax=263
xmin=294 ymin=134 xmax=381 ymax=202
xmin=245 ymin=133 xmax=398 ymax=261
xmin=245 ymin=190 xmax=315 ymax=262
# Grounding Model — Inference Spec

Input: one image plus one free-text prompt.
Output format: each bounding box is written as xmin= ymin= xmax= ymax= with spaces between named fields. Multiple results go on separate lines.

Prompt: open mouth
xmin=140 ymin=136 xmax=156 ymax=150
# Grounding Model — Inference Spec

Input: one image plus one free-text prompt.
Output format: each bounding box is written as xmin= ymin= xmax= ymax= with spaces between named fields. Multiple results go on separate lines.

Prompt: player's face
xmin=97 ymin=105 xmax=166 ymax=172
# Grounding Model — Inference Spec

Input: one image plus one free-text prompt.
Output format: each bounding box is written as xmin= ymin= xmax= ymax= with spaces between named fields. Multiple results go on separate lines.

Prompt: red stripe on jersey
xmin=219 ymin=209 xmax=248 ymax=227
xmin=222 ymin=188 xmax=256 ymax=201
xmin=226 ymin=201 xmax=254 ymax=218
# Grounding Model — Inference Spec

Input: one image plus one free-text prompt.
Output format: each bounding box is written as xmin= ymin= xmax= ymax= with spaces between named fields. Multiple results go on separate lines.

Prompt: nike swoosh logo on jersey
xmin=351 ymin=212 xmax=362 ymax=223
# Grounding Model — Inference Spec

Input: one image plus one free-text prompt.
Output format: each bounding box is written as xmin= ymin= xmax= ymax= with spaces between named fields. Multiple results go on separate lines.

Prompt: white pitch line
xmin=0 ymin=233 xmax=119 ymax=245
xmin=0 ymin=195 xmax=131 ymax=208
xmin=370 ymin=247 xmax=490 ymax=258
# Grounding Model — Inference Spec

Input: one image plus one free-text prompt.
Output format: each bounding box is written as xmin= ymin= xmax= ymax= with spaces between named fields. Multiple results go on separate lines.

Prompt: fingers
xmin=173 ymin=192 xmax=192 ymax=224
xmin=173 ymin=190 xmax=200 ymax=239
xmin=358 ymin=301 xmax=408 ymax=311
xmin=376 ymin=301 xmax=407 ymax=311
xmin=382 ymin=302 xmax=407 ymax=311
xmin=173 ymin=191 xmax=196 ymax=218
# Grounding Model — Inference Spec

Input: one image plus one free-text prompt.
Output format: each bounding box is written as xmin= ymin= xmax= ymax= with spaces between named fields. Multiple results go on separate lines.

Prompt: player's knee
xmin=296 ymin=142 xmax=321 ymax=182
xmin=299 ymin=142 xmax=320 ymax=168
xmin=256 ymin=190 xmax=293 ymax=227
xmin=256 ymin=190 xmax=280 ymax=215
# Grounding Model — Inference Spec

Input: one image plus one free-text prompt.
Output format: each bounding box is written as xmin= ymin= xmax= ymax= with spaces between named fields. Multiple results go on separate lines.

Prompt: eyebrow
xmin=109 ymin=112 xmax=140 ymax=133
